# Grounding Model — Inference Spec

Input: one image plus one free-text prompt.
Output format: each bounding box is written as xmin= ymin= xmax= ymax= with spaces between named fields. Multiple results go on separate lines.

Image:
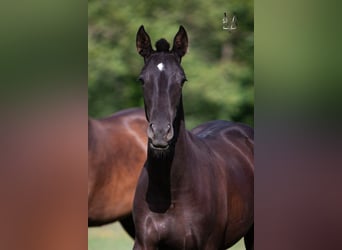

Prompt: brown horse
xmin=88 ymin=108 xmax=148 ymax=238
xmin=133 ymin=26 xmax=254 ymax=249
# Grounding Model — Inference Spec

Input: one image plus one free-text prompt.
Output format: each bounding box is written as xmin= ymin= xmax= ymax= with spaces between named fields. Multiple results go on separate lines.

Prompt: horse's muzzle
xmin=147 ymin=122 xmax=173 ymax=149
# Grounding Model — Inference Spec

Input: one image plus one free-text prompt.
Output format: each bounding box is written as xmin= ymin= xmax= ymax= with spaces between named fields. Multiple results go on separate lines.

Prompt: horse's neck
xmin=146 ymin=101 xmax=192 ymax=202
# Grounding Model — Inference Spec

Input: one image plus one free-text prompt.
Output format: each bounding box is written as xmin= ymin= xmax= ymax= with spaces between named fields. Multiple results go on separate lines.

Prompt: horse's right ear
xmin=136 ymin=25 xmax=153 ymax=59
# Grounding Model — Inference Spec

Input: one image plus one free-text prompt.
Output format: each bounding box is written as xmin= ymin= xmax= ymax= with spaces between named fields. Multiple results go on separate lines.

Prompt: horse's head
xmin=136 ymin=25 xmax=188 ymax=150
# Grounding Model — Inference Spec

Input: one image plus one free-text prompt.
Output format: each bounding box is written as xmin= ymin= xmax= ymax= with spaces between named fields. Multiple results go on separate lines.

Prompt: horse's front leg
xmin=244 ymin=224 xmax=254 ymax=250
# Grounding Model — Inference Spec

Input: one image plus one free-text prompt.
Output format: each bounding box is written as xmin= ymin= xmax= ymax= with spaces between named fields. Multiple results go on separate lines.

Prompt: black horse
xmin=133 ymin=25 xmax=254 ymax=250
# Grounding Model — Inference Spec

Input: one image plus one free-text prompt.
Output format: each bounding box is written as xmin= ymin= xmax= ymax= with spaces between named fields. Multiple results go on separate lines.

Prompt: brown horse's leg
xmin=244 ymin=224 xmax=254 ymax=250
xmin=119 ymin=214 xmax=135 ymax=238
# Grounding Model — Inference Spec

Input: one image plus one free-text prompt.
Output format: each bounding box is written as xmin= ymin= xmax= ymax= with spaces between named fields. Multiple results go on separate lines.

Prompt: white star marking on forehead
xmin=157 ymin=62 xmax=164 ymax=71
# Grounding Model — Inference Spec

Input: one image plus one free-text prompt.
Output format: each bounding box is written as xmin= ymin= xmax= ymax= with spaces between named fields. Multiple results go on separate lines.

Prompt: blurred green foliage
xmin=88 ymin=0 xmax=253 ymax=128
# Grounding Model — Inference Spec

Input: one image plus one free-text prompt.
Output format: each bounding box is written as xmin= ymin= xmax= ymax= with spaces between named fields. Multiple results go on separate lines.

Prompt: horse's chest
xmin=147 ymin=209 xmax=199 ymax=248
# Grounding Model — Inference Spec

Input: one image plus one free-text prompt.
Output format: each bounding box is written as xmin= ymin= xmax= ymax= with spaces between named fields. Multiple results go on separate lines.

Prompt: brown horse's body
xmin=88 ymin=108 xmax=147 ymax=237
xmin=133 ymin=26 xmax=254 ymax=249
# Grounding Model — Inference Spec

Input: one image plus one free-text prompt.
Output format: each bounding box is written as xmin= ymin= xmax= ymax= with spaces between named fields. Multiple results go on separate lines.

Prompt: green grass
xmin=88 ymin=222 xmax=246 ymax=250
xmin=88 ymin=223 xmax=133 ymax=250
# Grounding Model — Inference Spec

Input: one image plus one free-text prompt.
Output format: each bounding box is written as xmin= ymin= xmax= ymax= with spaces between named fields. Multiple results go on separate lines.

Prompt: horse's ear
xmin=172 ymin=26 xmax=188 ymax=59
xmin=136 ymin=25 xmax=153 ymax=59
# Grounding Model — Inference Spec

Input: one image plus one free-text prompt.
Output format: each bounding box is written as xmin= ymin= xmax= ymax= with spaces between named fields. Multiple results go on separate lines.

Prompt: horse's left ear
xmin=172 ymin=26 xmax=188 ymax=59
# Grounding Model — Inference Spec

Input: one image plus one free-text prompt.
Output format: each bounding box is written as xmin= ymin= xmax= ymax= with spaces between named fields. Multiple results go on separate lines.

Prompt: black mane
xmin=155 ymin=39 xmax=170 ymax=52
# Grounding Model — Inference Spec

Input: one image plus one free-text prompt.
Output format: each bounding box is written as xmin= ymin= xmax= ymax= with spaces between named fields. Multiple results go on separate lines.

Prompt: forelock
xmin=155 ymin=39 xmax=170 ymax=52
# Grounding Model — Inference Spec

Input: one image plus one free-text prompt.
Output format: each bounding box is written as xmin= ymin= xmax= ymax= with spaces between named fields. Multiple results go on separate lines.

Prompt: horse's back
xmin=192 ymin=120 xmax=253 ymax=141
xmin=97 ymin=108 xmax=146 ymax=128
xmin=192 ymin=120 xmax=253 ymax=157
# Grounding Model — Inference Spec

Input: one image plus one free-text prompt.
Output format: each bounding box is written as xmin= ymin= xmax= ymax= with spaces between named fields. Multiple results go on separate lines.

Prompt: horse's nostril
xmin=165 ymin=124 xmax=173 ymax=141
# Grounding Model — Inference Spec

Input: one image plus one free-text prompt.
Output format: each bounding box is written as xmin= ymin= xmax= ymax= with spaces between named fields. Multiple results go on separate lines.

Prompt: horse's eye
xmin=138 ymin=77 xmax=145 ymax=85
